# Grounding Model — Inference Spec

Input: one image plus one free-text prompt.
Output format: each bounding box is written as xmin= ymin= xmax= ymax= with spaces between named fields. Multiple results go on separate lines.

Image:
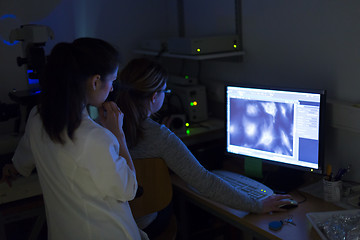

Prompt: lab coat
xmin=13 ymin=106 xmax=144 ymax=240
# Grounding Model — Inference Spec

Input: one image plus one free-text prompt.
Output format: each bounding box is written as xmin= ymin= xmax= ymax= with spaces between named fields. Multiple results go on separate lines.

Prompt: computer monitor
xmin=225 ymin=84 xmax=326 ymax=192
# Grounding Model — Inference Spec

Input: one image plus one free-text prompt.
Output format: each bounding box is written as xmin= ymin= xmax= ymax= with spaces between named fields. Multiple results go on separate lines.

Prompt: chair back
xmin=130 ymin=158 xmax=173 ymax=219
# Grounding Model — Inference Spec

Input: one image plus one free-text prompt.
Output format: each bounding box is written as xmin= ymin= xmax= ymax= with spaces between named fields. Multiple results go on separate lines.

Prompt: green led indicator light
xmin=197 ymin=48 xmax=201 ymax=52
xmin=233 ymin=44 xmax=237 ymax=48
xmin=190 ymin=101 xmax=198 ymax=107
xmin=185 ymin=122 xmax=190 ymax=127
xmin=186 ymin=129 xmax=190 ymax=135
xmin=185 ymin=75 xmax=189 ymax=79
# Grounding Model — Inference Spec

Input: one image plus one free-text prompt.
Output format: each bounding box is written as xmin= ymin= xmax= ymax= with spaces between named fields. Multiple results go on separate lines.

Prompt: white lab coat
xmin=13 ymin=106 xmax=144 ymax=240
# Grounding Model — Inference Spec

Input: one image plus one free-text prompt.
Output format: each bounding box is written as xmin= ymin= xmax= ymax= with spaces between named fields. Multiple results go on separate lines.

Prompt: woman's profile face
xmin=99 ymin=67 xmax=119 ymax=103
xmin=88 ymin=67 xmax=119 ymax=107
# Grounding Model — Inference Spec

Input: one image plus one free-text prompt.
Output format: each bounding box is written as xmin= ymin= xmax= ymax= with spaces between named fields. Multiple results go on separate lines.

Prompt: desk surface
xmin=171 ymin=174 xmax=344 ymax=240
xmin=0 ymin=174 xmax=42 ymax=205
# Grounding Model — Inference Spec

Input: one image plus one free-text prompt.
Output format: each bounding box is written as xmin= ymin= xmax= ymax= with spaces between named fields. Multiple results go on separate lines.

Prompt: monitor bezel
xmin=224 ymin=83 xmax=327 ymax=175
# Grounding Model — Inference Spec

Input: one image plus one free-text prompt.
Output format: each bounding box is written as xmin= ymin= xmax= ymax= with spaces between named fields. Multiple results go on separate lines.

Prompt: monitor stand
xmin=262 ymin=166 xmax=305 ymax=194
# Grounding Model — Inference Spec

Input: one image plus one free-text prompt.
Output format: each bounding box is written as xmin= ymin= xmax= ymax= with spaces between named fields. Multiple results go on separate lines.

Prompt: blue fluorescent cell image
xmin=229 ymin=98 xmax=294 ymax=156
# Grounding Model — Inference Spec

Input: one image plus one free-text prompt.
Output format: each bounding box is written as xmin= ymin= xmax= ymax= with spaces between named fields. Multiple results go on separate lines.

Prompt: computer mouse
xmin=279 ymin=199 xmax=298 ymax=209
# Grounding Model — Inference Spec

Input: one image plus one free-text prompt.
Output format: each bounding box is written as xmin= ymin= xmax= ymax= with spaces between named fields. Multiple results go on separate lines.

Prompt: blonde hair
xmin=116 ymin=58 xmax=168 ymax=147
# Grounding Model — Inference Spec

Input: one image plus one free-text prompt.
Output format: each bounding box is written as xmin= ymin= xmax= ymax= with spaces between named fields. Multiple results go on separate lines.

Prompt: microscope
xmin=7 ymin=24 xmax=54 ymax=131
xmin=8 ymin=24 xmax=54 ymax=97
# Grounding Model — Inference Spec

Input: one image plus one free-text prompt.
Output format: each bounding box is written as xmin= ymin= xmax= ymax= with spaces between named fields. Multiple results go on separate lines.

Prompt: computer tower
xmin=169 ymin=84 xmax=208 ymax=123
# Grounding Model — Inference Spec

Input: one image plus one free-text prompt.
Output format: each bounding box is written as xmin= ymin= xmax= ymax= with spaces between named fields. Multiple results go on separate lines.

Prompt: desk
xmin=0 ymin=173 xmax=42 ymax=204
xmin=171 ymin=174 xmax=344 ymax=240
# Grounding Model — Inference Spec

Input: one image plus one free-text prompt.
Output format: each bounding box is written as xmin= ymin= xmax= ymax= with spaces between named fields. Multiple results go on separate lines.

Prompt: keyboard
xmin=212 ymin=170 xmax=274 ymax=200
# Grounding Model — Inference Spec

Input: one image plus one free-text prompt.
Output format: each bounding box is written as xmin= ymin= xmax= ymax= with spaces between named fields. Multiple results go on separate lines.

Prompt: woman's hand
xmin=98 ymin=101 xmax=124 ymax=139
xmin=98 ymin=101 xmax=135 ymax=171
xmin=260 ymin=194 xmax=293 ymax=213
xmin=0 ymin=163 xmax=19 ymax=187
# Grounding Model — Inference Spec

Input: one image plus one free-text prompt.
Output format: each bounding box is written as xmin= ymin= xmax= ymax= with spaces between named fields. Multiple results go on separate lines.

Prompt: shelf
xmin=134 ymin=49 xmax=244 ymax=60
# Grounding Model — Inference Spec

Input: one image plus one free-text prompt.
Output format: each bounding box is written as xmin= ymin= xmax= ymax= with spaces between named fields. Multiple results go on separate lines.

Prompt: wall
xmin=199 ymin=1 xmax=360 ymax=182
xmin=183 ymin=0 xmax=236 ymax=37
xmin=0 ymin=0 xmax=177 ymax=155
xmin=0 ymin=0 xmax=175 ymax=132
xmin=0 ymin=0 xmax=177 ymax=104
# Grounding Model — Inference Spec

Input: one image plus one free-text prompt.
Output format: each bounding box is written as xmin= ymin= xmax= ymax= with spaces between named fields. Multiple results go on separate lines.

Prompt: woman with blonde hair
xmin=116 ymin=57 xmax=291 ymax=238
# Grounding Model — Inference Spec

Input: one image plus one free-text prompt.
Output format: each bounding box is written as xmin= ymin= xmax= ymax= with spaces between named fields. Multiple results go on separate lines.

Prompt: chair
xmin=130 ymin=158 xmax=177 ymax=240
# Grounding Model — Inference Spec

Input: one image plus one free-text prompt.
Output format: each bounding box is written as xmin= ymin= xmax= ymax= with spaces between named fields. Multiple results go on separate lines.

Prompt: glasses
xmin=158 ymin=89 xmax=172 ymax=94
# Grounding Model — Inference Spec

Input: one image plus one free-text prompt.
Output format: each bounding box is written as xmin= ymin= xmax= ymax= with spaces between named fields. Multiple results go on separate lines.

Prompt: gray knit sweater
xmin=129 ymin=118 xmax=263 ymax=213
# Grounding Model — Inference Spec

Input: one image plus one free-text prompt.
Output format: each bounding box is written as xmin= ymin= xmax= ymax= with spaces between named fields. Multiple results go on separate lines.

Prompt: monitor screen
xmin=225 ymin=84 xmax=326 ymax=174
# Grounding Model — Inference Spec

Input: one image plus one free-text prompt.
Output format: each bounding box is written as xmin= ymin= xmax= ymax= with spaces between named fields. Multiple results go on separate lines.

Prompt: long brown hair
xmin=39 ymin=38 xmax=120 ymax=144
xmin=116 ymin=58 xmax=168 ymax=147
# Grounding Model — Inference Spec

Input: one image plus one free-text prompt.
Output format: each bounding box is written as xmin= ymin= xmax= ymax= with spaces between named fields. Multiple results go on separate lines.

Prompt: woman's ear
xmin=151 ymin=92 xmax=157 ymax=104
xmin=90 ymin=75 xmax=101 ymax=91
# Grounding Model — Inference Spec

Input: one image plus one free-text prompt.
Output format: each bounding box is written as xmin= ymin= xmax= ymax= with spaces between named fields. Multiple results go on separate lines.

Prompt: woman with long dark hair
xmin=2 ymin=38 xmax=147 ymax=240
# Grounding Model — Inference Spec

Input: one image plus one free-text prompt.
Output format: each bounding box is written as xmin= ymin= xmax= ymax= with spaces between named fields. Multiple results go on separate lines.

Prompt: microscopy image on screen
xmin=229 ymin=98 xmax=294 ymax=156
